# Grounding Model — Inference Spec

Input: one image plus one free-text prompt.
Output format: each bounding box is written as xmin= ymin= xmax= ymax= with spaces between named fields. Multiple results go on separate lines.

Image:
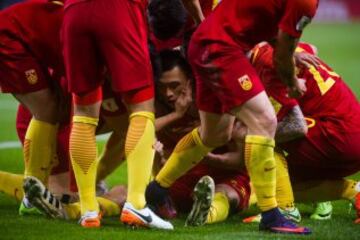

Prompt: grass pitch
xmin=1 ymin=22 xmax=360 ymax=239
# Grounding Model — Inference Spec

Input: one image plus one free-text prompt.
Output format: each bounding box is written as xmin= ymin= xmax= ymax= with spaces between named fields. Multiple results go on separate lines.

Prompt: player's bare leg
xmin=231 ymin=91 xmax=310 ymax=234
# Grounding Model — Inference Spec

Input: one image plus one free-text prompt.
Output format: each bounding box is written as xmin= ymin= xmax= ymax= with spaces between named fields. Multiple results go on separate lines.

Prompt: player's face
xmin=158 ymin=66 xmax=189 ymax=108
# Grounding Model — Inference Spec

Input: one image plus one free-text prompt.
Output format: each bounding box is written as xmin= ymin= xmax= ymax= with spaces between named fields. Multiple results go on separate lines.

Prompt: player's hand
xmin=294 ymin=51 xmax=320 ymax=68
xmin=153 ymin=140 xmax=164 ymax=157
xmin=288 ymin=78 xmax=307 ymax=98
xmin=174 ymin=82 xmax=192 ymax=117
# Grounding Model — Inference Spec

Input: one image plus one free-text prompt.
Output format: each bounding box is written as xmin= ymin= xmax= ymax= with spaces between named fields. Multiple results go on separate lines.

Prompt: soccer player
xmin=250 ymin=42 xmax=360 ymax=223
xmin=146 ymin=0 xmax=318 ymax=234
xmin=61 ymin=0 xmax=172 ymax=229
xmin=0 ymin=0 xmax=65 ymax=214
xmin=153 ymin=50 xmax=251 ymax=226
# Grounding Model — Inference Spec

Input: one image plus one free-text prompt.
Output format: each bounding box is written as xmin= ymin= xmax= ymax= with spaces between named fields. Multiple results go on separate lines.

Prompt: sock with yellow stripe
xmin=293 ymin=179 xmax=359 ymax=202
xmin=70 ymin=116 xmax=99 ymax=214
xmin=24 ymin=119 xmax=58 ymax=185
xmin=97 ymin=197 xmax=121 ymax=216
xmin=244 ymin=135 xmax=277 ymax=212
xmin=206 ymin=192 xmax=230 ymax=224
xmin=125 ymin=111 xmax=155 ymax=209
xmin=274 ymin=151 xmax=295 ymax=209
xmin=64 ymin=197 xmax=121 ymax=220
xmin=156 ymin=128 xmax=213 ymax=188
xmin=0 ymin=171 xmax=24 ymax=201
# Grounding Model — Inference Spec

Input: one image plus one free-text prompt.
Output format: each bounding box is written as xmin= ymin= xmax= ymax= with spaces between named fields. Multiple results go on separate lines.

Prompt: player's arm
xmin=155 ymin=112 xmax=184 ymax=131
xmin=204 ymin=122 xmax=247 ymax=170
xmin=273 ymin=31 xmax=304 ymax=97
xmin=275 ymin=105 xmax=307 ymax=143
xmin=155 ymin=85 xmax=192 ymax=131
xmin=181 ymin=0 xmax=205 ymax=25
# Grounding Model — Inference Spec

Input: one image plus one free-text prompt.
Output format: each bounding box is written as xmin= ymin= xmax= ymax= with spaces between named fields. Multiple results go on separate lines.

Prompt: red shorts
xmin=0 ymin=32 xmax=49 ymax=94
xmin=169 ymin=163 xmax=250 ymax=213
xmin=281 ymin=120 xmax=360 ymax=181
xmin=16 ymin=105 xmax=70 ymax=175
xmin=188 ymin=42 xmax=264 ymax=113
xmin=62 ymin=0 xmax=154 ymax=95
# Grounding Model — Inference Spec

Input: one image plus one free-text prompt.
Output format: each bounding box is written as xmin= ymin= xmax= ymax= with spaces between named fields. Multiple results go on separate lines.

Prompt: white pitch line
xmin=0 ymin=134 xmax=110 ymax=150
xmin=0 ymin=141 xmax=21 ymax=149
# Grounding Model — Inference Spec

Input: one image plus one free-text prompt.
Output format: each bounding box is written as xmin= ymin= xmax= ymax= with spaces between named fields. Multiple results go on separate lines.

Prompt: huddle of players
xmin=1 ymin=0 xmax=360 ymax=235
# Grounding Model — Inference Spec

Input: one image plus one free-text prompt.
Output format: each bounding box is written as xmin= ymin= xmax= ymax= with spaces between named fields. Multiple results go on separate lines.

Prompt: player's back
xmin=193 ymin=0 xmax=317 ymax=52
xmin=296 ymin=47 xmax=360 ymax=132
xmin=0 ymin=1 xmax=64 ymax=72
xmin=252 ymin=42 xmax=360 ymax=133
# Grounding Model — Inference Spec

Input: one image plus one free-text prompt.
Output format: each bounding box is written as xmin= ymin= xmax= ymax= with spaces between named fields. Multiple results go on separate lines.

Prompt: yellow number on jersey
xmin=308 ymin=65 xmax=336 ymax=95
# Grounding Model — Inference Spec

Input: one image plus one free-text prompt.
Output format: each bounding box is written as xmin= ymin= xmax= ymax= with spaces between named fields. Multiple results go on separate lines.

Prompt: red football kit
xmin=252 ymin=42 xmax=360 ymax=181
xmin=0 ymin=0 xmax=64 ymax=93
xmin=188 ymin=0 xmax=318 ymax=113
xmin=62 ymin=0 xmax=153 ymax=101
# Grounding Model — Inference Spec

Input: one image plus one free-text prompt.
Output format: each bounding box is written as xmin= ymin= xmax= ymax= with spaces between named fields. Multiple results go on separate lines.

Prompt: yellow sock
xmin=207 ymin=192 xmax=230 ymax=224
xmin=125 ymin=112 xmax=155 ymax=209
xmin=244 ymin=135 xmax=277 ymax=212
xmin=24 ymin=119 xmax=58 ymax=184
xmin=274 ymin=151 xmax=294 ymax=209
xmin=156 ymin=128 xmax=213 ymax=188
xmin=64 ymin=202 xmax=81 ymax=220
xmin=293 ymin=179 xmax=359 ymax=202
xmin=97 ymin=197 xmax=121 ymax=216
xmin=0 ymin=171 xmax=24 ymax=201
xmin=64 ymin=197 xmax=121 ymax=219
xmin=70 ymin=116 xmax=99 ymax=214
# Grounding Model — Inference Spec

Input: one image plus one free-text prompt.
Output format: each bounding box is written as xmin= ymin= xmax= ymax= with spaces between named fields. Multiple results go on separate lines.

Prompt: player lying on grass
xmin=146 ymin=0 xmax=319 ymax=235
xmin=148 ymin=47 xmax=317 ymax=225
xmin=15 ymin=48 xmax=317 ymax=227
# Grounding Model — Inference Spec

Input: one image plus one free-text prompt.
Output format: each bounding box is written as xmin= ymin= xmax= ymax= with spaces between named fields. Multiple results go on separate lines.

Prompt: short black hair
xmin=148 ymin=0 xmax=187 ymax=40
xmin=159 ymin=49 xmax=192 ymax=80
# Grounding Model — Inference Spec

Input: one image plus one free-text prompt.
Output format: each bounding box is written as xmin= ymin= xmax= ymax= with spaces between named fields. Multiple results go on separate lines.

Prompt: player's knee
xmin=202 ymin=129 xmax=231 ymax=148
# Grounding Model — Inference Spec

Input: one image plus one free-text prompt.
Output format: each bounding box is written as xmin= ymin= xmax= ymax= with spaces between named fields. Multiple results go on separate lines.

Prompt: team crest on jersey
xmin=25 ymin=69 xmax=38 ymax=85
xmin=238 ymin=74 xmax=253 ymax=91
xmin=296 ymin=16 xmax=311 ymax=32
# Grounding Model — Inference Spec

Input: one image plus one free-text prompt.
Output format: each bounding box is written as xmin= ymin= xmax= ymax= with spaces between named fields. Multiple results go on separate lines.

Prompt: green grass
xmin=1 ymin=22 xmax=360 ymax=239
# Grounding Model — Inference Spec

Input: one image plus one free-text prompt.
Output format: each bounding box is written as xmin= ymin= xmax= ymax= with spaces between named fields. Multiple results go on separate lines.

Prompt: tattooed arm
xmin=275 ymin=105 xmax=308 ymax=143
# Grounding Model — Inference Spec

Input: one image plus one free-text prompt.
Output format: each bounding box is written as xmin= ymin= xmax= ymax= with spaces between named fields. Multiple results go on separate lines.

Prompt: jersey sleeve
xmin=279 ymin=0 xmax=318 ymax=38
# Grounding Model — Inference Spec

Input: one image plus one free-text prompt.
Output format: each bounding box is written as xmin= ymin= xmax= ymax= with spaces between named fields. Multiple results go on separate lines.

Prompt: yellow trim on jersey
xmin=305 ymin=117 xmax=316 ymax=128
xmin=212 ymin=0 xmax=221 ymax=9
xmin=295 ymin=47 xmax=305 ymax=53
xmin=269 ymin=96 xmax=282 ymax=115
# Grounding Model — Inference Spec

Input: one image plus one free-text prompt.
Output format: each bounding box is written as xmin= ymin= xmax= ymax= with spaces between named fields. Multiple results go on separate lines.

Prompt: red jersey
xmin=192 ymin=0 xmax=318 ymax=51
xmin=296 ymin=44 xmax=360 ymax=133
xmin=252 ymin=42 xmax=360 ymax=133
xmin=250 ymin=43 xmax=298 ymax=121
xmin=0 ymin=0 xmax=64 ymax=75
